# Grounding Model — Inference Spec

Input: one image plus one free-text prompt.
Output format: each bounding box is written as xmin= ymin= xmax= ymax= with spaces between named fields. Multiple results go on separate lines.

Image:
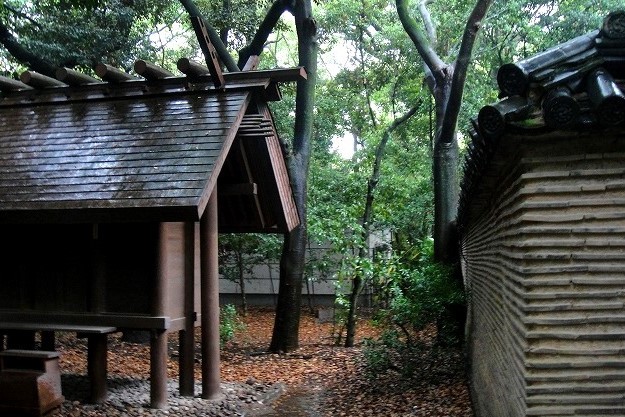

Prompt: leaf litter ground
xmin=56 ymin=307 xmax=473 ymax=416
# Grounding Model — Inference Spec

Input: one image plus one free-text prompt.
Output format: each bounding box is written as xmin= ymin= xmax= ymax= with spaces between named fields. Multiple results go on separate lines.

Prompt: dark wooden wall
xmin=0 ymin=223 xmax=158 ymax=317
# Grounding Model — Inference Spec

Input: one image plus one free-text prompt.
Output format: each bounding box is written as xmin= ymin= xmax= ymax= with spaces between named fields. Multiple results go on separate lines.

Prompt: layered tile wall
xmin=462 ymin=132 xmax=625 ymax=417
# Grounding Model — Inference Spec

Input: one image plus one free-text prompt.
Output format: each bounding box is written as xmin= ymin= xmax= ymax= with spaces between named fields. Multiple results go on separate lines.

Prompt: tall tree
xmin=269 ymin=0 xmax=317 ymax=353
xmin=344 ymin=103 xmax=419 ymax=347
xmin=179 ymin=0 xmax=318 ymax=352
xmin=396 ymin=0 xmax=494 ymax=263
xmin=314 ymin=0 xmax=436 ymax=347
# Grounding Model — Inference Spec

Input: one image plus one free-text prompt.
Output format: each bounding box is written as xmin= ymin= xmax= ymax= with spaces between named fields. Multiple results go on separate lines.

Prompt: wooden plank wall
xmin=462 ymin=131 xmax=625 ymax=417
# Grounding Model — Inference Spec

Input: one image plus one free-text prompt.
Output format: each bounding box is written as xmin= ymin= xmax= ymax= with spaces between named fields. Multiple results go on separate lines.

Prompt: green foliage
xmin=1 ymin=0 xmax=186 ymax=74
xmin=363 ymin=238 xmax=465 ymax=378
xmin=362 ymin=329 xmax=425 ymax=379
xmin=384 ymin=238 xmax=463 ymax=331
xmin=219 ymin=233 xmax=281 ymax=282
xmin=195 ymin=0 xmax=289 ymax=52
xmin=219 ymin=304 xmax=244 ymax=345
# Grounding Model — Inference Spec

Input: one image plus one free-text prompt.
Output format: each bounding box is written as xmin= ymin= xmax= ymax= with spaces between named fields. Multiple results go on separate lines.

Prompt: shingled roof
xmin=0 ymin=61 xmax=304 ymax=233
xmin=458 ymin=10 xmax=625 ymax=230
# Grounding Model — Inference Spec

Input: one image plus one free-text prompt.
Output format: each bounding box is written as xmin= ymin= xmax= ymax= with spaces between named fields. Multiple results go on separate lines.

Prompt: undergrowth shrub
xmin=363 ymin=238 xmax=465 ymax=379
xmin=220 ymin=304 xmax=244 ymax=345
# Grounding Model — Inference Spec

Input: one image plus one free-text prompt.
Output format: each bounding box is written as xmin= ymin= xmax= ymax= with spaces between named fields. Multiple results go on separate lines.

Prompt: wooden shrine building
xmin=458 ymin=11 xmax=625 ymax=417
xmin=0 ymin=56 xmax=302 ymax=408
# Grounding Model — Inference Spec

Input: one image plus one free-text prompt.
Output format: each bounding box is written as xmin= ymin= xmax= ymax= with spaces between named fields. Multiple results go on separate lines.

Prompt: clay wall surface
xmin=462 ymin=132 xmax=625 ymax=416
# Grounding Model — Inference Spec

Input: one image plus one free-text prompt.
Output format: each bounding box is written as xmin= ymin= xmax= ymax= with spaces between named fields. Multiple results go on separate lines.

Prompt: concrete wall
xmin=218 ymin=231 xmax=390 ymax=307
xmin=462 ymin=130 xmax=625 ymax=417
xmin=218 ymin=239 xmax=339 ymax=307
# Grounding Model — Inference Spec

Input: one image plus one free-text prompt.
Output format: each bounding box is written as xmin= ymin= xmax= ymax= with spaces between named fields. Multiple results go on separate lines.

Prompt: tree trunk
xmin=220 ymin=0 xmax=231 ymax=46
xmin=433 ymin=138 xmax=459 ymax=264
xmin=270 ymin=226 xmax=305 ymax=352
xmin=396 ymin=0 xmax=493 ymax=264
xmin=0 ymin=20 xmax=57 ymax=77
xmin=237 ymin=253 xmax=248 ymax=315
xmin=344 ymin=250 xmax=366 ymax=347
xmin=269 ymin=0 xmax=317 ymax=353
xmin=344 ymin=105 xmax=420 ymax=347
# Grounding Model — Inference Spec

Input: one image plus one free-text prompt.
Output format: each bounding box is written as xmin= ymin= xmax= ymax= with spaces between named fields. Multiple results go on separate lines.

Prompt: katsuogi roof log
xmin=177 ymin=58 xmax=211 ymax=78
xmin=20 ymin=70 xmax=67 ymax=88
xmin=134 ymin=60 xmax=175 ymax=80
xmin=0 ymin=75 xmax=33 ymax=92
xmin=55 ymin=67 xmax=102 ymax=85
xmin=95 ymin=63 xmax=141 ymax=82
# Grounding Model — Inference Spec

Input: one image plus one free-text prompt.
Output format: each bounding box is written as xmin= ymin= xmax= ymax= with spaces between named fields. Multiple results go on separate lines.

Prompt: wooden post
xmin=200 ymin=189 xmax=221 ymax=400
xmin=150 ymin=223 xmax=169 ymax=409
xmin=179 ymin=221 xmax=196 ymax=397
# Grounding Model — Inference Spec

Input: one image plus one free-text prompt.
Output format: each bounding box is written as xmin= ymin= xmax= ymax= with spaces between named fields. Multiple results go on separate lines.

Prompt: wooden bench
xmin=0 ymin=323 xmax=117 ymax=403
xmin=0 ymin=349 xmax=64 ymax=416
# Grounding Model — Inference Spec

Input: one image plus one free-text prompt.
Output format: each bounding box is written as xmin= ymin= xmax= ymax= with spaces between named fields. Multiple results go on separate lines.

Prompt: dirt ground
xmin=58 ymin=307 xmax=474 ymax=416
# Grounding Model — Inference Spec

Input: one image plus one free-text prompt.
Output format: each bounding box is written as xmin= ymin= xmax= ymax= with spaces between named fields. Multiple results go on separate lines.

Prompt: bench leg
xmin=150 ymin=330 xmax=168 ymax=409
xmin=87 ymin=334 xmax=108 ymax=403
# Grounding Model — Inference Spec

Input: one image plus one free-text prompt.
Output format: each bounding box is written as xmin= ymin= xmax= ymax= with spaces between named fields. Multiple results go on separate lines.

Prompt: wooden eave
xmin=0 ymin=65 xmax=304 ymax=232
xmin=218 ymin=112 xmax=299 ymax=233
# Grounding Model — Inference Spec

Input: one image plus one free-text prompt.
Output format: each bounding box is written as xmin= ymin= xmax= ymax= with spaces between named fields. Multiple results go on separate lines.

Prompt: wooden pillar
xmin=179 ymin=221 xmax=196 ymax=397
xmin=150 ymin=223 xmax=169 ymax=409
xmin=200 ymin=189 xmax=221 ymax=400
